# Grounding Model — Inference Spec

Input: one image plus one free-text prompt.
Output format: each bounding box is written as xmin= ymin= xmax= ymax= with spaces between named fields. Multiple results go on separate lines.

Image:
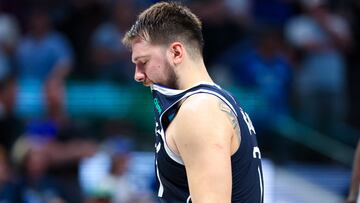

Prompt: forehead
xmin=131 ymin=38 xmax=165 ymax=62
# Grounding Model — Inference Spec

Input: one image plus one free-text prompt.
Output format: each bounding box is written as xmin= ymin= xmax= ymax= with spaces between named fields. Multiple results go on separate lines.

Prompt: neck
xmin=176 ymin=59 xmax=214 ymax=90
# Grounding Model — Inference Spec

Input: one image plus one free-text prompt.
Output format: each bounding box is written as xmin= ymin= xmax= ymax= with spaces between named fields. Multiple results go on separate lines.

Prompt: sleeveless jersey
xmin=151 ymin=83 xmax=264 ymax=203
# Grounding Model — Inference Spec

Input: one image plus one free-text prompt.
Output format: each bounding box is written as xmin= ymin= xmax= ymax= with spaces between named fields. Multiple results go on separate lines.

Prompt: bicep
xmin=174 ymin=96 xmax=233 ymax=203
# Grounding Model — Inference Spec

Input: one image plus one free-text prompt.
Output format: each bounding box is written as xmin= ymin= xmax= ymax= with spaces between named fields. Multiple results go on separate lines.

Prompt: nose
xmin=134 ymin=66 xmax=145 ymax=83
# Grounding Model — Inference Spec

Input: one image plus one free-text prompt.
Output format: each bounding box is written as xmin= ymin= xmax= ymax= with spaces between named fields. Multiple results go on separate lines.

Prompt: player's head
xmin=122 ymin=1 xmax=204 ymax=88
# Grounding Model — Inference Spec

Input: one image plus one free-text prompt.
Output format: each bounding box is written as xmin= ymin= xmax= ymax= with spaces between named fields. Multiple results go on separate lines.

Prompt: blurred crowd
xmin=0 ymin=0 xmax=360 ymax=202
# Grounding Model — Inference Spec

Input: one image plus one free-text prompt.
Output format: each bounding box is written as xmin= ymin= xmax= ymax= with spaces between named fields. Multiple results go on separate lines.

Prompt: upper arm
xmin=173 ymin=94 xmax=234 ymax=203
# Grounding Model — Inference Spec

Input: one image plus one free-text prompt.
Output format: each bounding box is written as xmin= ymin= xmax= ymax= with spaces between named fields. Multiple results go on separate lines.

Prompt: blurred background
xmin=0 ymin=0 xmax=359 ymax=202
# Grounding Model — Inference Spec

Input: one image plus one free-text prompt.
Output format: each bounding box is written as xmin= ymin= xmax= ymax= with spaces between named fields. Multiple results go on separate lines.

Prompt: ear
xmin=169 ymin=42 xmax=184 ymax=65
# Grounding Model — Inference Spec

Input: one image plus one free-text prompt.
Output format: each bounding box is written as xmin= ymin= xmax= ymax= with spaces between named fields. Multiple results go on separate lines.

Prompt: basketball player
xmin=122 ymin=2 xmax=264 ymax=202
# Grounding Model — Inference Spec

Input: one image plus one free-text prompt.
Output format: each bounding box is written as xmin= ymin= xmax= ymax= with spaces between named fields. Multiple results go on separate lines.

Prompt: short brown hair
xmin=122 ymin=1 xmax=204 ymax=57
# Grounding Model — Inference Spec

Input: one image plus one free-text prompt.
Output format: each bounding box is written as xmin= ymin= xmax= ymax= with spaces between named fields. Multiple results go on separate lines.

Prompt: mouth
xmin=142 ymin=79 xmax=153 ymax=87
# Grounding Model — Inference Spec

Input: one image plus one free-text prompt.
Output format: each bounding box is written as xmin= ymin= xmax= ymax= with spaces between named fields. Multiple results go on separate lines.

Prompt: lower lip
xmin=143 ymin=81 xmax=151 ymax=86
xmin=143 ymin=79 xmax=153 ymax=86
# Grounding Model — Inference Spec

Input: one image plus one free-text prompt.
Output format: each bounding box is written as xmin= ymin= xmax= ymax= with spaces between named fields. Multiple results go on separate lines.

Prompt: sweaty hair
xmin=122 ymin=1 xmax=204 ymax=58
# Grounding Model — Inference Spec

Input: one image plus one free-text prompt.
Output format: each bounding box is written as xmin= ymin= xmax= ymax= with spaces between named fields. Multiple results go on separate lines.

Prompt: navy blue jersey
xmin=151 ymin=83 xmax=264 ymax=203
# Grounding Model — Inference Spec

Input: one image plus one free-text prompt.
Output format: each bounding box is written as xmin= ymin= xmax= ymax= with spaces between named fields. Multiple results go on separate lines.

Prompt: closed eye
xmin=135 ymin=61 xmax=147 ymax=69
xmin=132 ymin=55 xmax=149 ymax=64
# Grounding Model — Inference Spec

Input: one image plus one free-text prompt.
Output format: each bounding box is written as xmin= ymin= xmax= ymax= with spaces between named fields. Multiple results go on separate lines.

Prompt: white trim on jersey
xmin=154 ymin=85 xmax=238 ymax=117
xmin=156 ymin=160 xmax=164 ymax=197
xmin=151 ymin=82 xmax=220 ymax=96
xmin=157 ymin=87 xmax=239 ymax=165
xmin=258 ymin=166 xmax=263 ymax=203
xmin=159 ymin=126 xmax=185 ymax=165
xmin=186 ymin=195 xmax=191 ymax=203
xmin=165 ymin=145 xmax=184 ymax=165
xmin=151 ymin=84 xmax=183 ymax=95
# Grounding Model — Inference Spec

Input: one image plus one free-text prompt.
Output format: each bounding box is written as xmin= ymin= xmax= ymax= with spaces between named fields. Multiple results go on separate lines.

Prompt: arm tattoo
xmin=218 ymin=100 xmax=241 ymax=138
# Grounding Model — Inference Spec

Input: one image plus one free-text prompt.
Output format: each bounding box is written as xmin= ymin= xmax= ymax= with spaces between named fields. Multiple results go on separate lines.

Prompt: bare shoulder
xmin=173 ymin=93 xmax=232 ymax=140
xmin=176 ymin=93 xmax=223 ymax=123
xmin=172 ymin=93 xmax=240 ymax=155
xmin=176 ymin=93 xmax=237 ymax=126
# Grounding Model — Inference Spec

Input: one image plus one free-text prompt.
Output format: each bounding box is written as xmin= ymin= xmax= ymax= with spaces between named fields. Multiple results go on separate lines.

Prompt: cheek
xmin=149 ymin=62 xmax=165 ymax=77
xmin=152 ymin=66 xmax=165 ymax=81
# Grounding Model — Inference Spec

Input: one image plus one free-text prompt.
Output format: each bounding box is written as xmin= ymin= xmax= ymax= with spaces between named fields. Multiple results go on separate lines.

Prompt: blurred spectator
xmin=43 ymin=78 xmax=97 ymax=203
xmin=285 ymin=0 xmax=351 ymax=133
xmin=0 ymin=145 xmax=16 ymax=202
xmin=11 ymin=136 xmax=67 ymax=203
xmin=239 ymin=28 xmax=292 ymax=120
xmin=90 ymin=0 xmax=135 ymax=82
xmin=0 ymin=75 xmax=23 ymax=151
xmin=15 ymin=122 xmax=97 ymax=203
xmin=214 ymin=27 xmax=293 ymax=125
xmin=191 ymin=0 xmax=246 ymax=66
xmin=43 ymin=78 xmax=67 ymax=127
xmin=81 ymin=136 xmax=153 ymax=203
xmin=213 ymin=27 xmax=293 ymax=162
xmin=0 ymin=14 xmax=19 ymax=80
xmin=41 ymin=77 xmax=97 ymax=141
xmin=98 ymin=137 xmax=153 ymax=203
xmin=15 ymin=7 xmax=74 ymax=81
xmin=21 ymin=78 xmax=97 ymax=203
xmin=53 ymin=0 xmax=108 ymax=78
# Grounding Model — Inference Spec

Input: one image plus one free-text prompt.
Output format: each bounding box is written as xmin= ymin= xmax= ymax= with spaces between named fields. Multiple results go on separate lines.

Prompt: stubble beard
xmin=164 ymin=60 xmax=179 ymax=89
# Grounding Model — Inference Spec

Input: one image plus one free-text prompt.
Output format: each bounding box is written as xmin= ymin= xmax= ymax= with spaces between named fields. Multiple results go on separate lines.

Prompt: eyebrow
xmin=132 ymin=55 xmax=148 ymax=63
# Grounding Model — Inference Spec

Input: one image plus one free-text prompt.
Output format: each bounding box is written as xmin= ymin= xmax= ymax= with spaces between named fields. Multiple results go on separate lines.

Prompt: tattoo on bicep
xmin=218 ymin=101 xmax=240 ymax=136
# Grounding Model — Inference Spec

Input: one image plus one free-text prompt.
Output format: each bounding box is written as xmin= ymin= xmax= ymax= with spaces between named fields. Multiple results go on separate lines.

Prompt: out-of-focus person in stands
xmin=91 ymin=0 xmax=136 ymax=82
xmin=22 ymin=77 xmax=97 ymax=203
xmin=213 ymin=27 xmax=293 ymax=162
xmin=190 ymin=0 xmax=247 ymax=67
xmin=45 ymin=78 xmax=97 ymax=203
xmin=15 ymin=6 xmax=74 ymax=81
xmin=0 ymin=14 xmax=19 ymax=81
xmin=0 ymin=12 xmax=22 ymax=152
xmin=0 ymin=75 xmax=23 ymax=152
xmin=12 ymin=136 xmax=67 ymax=203
xmin=93 ymin=136 xmax=153 ymax=203
xmin=0 ymin=14 xmax=22 ymax=151
xmin=214 ymin=27 xmax=292 ymax=125
xmin=285 ymin=0 xmax=351 ymax=134
xmin=0 ymin=145 xmax=16 ymax=202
